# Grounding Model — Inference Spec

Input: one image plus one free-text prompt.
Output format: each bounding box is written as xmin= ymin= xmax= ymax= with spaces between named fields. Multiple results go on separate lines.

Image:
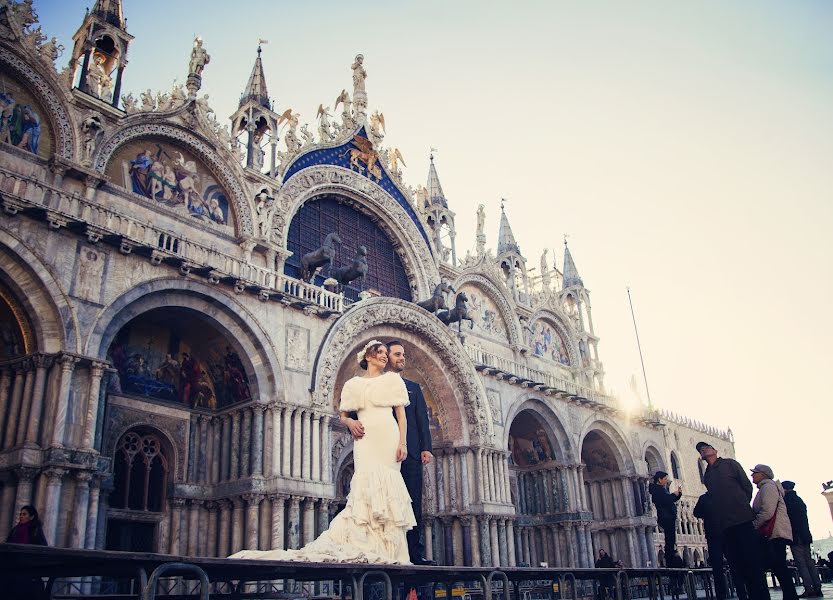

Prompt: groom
xmin=386 ymin=340 xmax=436 ymax=566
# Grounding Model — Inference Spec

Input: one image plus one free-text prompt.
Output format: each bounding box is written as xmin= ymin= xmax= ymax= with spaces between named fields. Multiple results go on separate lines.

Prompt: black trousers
xmin=764 ymin=538 xmax=798 ymax=600
xmin=708 ymin=535 xmax=748 ymax=600
xmin=659 ymin=518 xmax=676 ymax=562
xmin=401 ymin=455 xmax=425 ymax=561
xmin=724 ymin=522 xmax=770 ymax=600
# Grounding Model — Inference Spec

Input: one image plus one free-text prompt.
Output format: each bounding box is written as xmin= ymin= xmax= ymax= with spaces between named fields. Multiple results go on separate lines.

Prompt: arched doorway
xmin=106 ymin=427 xmax=172 ymax=552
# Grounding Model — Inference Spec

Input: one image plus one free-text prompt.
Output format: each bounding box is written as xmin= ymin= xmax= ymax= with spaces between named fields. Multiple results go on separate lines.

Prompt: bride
xmin=230 ymin=340 xmax=416 ymax=563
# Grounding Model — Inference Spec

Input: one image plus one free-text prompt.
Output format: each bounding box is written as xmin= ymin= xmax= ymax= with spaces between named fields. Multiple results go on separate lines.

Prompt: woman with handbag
xmin=751 ymin=464 xmax=798 ymax=600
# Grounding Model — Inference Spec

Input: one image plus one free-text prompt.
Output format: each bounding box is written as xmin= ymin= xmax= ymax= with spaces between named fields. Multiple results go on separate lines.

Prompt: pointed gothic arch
xmin=453 ymin=271 xmax=522 ymax=347
xmin=527 ymin=308 xmax=579 ymax=367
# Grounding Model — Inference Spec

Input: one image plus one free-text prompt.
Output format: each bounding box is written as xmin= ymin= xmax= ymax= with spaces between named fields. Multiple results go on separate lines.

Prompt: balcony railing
xmin=0 ymin=167 xmax=345 ymax=313
xmin=465 ymin=345 xmax=618 ymax=409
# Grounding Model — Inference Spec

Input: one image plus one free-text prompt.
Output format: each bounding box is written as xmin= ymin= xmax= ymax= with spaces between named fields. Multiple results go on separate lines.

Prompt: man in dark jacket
xmin=649 ymin=470 xmax=681 ymax=563
xmin=387 ymin=341 xmax=435 ymax=565
xmin=782 ymin=481 xmax=822 ymax=597
xmin=694 ymin=491 xmax=748 ymax=600
xmin=697 ymin=441 xmax=769 ymax=600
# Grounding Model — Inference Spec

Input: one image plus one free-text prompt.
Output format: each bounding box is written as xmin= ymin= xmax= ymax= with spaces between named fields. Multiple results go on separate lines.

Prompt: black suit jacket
xmin=399 ymin=378 xmax=432 ymax=460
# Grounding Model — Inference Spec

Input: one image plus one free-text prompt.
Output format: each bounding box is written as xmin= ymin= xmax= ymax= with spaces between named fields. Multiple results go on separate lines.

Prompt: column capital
xmin=216 ymin=498 xmax=232 ymax=510
xmin=458 ymin=515 xmax=473 ymax=527
xmin=476 ymin=514 xmax=491 ymax=524
xmin=268 ymin=493 xmax=288 ymax=503
xmin=252 ymin=403 xmax=268 ymax=415
xmin=288 ymin=495 xmax=303 ymax=506
xmin=58 ymin=354 xmax=81 ymax=371
xmin=204 ymin=501 xmax=218 ymax=512
xmin=197 ymin=414 xmax=211 ymax=425
xmin=171 ymin=497 xmax=187 ymax=509
xmin=15 ymin=466 xmax=38 ymax=482
xmin=43 ymin=467 xmax=67 ymax=480
xmin=242 ymin=493 xmax=264 ymax=506
xmin=318 ymin=499 xmax=331 ymax=509
xmin=563 ymin=521 xmax=574 ymax=531
xmin=31 ymin=354 xmax=54 ymax=369
xmin=189 ymin=498 xmax=205 ymax=508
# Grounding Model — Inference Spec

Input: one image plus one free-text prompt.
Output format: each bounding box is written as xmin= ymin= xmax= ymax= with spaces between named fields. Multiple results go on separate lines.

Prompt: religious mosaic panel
xmin=529 ymin=318 xmax=571 ymax=365
xmin=106 ymin=307 xmax=251 ymax=409
xmin=508 ymin=410 xmax=557 ymax=467
xmin=105 ymin=139 xmax=234 ymax=228
xmin=458 ymin=283 xmax=507 ymax=341
xmin=0 ymin=282 xmax=30 ymax=358
xmin=0 ymin=72 xmax=53 ymax=158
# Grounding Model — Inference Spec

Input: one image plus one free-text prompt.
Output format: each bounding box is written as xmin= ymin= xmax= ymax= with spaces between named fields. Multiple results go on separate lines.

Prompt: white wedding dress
xmin=230 ymin=372 xmax=416 ymax=563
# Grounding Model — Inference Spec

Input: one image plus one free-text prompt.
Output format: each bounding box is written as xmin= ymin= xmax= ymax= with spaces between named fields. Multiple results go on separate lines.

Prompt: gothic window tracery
xmin=112 ymin=429 xmax=169 ymax=512
xmin=285 ymin=194 xmax=411 ymax=302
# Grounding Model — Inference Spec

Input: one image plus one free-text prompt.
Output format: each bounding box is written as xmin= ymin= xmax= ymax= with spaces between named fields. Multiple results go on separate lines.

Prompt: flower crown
xmin=356 ymin=339 xmax=383 ymax=363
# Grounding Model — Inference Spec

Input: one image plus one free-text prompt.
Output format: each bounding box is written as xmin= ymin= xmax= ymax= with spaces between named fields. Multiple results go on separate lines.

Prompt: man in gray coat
xmin=697 ymin=442 xmax=770 ymax=600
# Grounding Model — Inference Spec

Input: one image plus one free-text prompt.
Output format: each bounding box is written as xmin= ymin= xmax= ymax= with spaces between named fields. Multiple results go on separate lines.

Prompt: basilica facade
xmin=0 ymin=0 xmax=734 ymax=570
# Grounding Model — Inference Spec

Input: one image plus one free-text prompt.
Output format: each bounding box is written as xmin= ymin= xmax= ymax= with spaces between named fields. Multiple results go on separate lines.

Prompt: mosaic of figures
xmin=508 ymin=411 xmax=557 ymax=467
xmin=106 ymin=311 xmax=251 ymax=409
xmin=527 ymin=318 xmax=571 ymax=366
xmin=458 ymin=284 xmax=507 ymax=340
xmin=0 ymin=74 xmax=51 ymax=158
xmin=106 ymin=139 xmax=233 ymax=228
xmin=0 ymin=292 xmax=26 ymax=359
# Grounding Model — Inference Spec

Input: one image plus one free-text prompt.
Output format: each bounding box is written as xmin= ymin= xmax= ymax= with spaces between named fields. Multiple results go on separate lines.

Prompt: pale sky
xmin=37 ymin=1 xmax=833 ymax=538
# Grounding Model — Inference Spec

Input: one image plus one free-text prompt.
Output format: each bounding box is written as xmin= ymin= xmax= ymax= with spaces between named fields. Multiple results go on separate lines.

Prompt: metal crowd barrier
xmin=0 ymin=543 xmax=722 ymax=600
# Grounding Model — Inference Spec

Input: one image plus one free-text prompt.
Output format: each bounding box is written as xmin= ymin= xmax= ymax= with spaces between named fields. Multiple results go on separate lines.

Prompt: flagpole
xmin=627 ymin=287 xmax=653 ymax=408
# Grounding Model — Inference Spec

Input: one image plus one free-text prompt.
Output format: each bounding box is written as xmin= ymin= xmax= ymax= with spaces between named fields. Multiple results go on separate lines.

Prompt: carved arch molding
xmin=0 ymin=46 xmax=74 ymax=159
xmin=93 ymin=122 xmax=254 ymax=235
xmin=274 ymin=165 xmax=439 ymax=299
xmin=312 ymin=297 xmax=494 ymax=444
xmin=529 ymin=307 xmax=580 ymax=367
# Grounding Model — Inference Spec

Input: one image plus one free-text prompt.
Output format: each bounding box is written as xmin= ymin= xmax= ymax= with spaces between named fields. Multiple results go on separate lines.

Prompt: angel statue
xmin=278 ymin=108 xmax=301 ymax=152
xmin=369 ymin=110 xmax=385 ymax=139
xmin=317 ymin=104 xmax=334 ymax=142
xmin=390 ymin=148 xmax=406 ymax=172
xmin=300 ymin=123 xmax=315 ymax=146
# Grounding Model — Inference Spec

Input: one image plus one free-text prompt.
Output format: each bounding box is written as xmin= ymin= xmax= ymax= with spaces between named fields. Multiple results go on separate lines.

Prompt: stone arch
xmin=85 ymin=277 xmax=283 ymax=402
xmin=527 ymin=308 xmax=579 ymax=367
xmin=579 ymin=419 xmax=636 ymax=476
xmin=0 ymin=230 xmax=78 ymax=353
xmin=669 ymin=450 xmax=682 ymax=480
xmin=274 ymin=166 xmax=439 ymax=299
xmin=453 ymin=272 xmax=522 ymax=347
xmin=93 ymin=121 xmax=253 ymax=236
xmin=311 ymin=297 xmax=493 ymax=444
xmin=503 ymin=395 xmax=576 ymax=462
xmin=644 ymin=444 xmax=666 ymax=476
xmin=0 ymin=46 xmax=75 ymax=159
xmin=109 ymin=424 xmax=176 ymax=509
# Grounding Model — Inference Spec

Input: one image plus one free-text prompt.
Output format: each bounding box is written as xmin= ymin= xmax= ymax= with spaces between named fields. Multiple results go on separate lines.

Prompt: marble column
xmin=231 ymin=498 xmax=244 ymax=554
xmin=447 ymin=452 xmax=458 ymax=511
xmin=442 ymin=517 xmax=454 ymax=564
xmin=269 ymin=495 xmax=286 ymax=550
xmin=424 ymin=517 xmax=434 ymax=561
xmin=626 ymin=526 xmax=638 ymax=566
xmin=497 ymin=519 xmax=508 ymax=566
xmin=41 ymin=467 xmax=65 ymax=546
xmin=271 ymin=407 xmax=282 ymax=476
xmin=282 ymin=407 xmax=292 ymax=477
xmin=460 ymin=516 xmax=473 ymax=566
xmin=14 ymin=366 xmax=34 ymax=447
xmin=4 ymin=367 xmax=26 ymax=447
xmin=637 ymin=524 xmax=650 ymax=567
xmin=565 ymin=523 xmax=578 ymax=567
xmin=302 ymin=497 xmax=315 ymax=545
xmin=522 ymin=527 xmax=532 ymax=566
xmin=84 ymin=478 xmax=101 ymax=549
xmin=317 ymin=500 xmax=331 ymax=535
xmin=517 ymin=472 xmax=527 ymax=513
xmin=67 ymin=472 xmax=92 ymax=549
xmin=302 ymin=412 xmax=313 ymax=481
xmin=321 ymin=416 xmax=332 ymax=483
xmin=490 ymin=517 xmax=499 ymax=567
xmin=577 ymin=523 xmax=589 ymax=567
xmin=478 ymin=516 xmax=491 ymax=566
xmin=170 ymin=498 xmax=186 ymax=555
xmin=458 ymin=448 xmax=470 ymax=508
xmin=24 ymin=355 xmax=50 ymax=445
xmin=230 ymin=411 xmax=241 ymax=480
xmin=244 ymin=494 xmax=262 ymax=550
xmin=205 ymin=502 xmax=218 ymax=556
xmin=202 ymin=417 xmax=213 ymax=484
xmin=312 ymin=415 xmax=321 ymax=481
xmin=547 ymin=525 xmax=561 ymax=567
xmin=287 ymin=496 xmax=301 ymax=549
xmin=211 ymin=418 xmax=221 ymax=484
xmin=577 ymin=464 xmax=588 ymax=510
xmin=0 ymin=370 xmax=11 ymax=440
xmin=80 ymin=362 xmax=106 ymax=449
xmin=435 ymin=453 xmax=446 ymax=512
xmin=474 ymin=449 xmax=485 ymax=502
xmin=240 ymin=408 xmax=252 ymax=477
xmin=486 ymin=451 xmax=496 ymax=502
xmin=196 ymin=416 xmax=208 ymax=483
xmin=217 ymin=500 xmax=231 ymax=557
xmin=503 ymin=455 xmax=512 ymax=503
xmin=220 ymin=416 xmax=230 ymax=481
xmin=11 ymin=467 xmax=35 ymax=522
xmin=292 ymin=409 xmax=303 ymax=478
xmin=506 ymin=519 xmax=517 ymax=566
xmin=252 ymin=405 xmax=265 ymax=476
xmin=585 ymin=526 xmax=594 ymax=565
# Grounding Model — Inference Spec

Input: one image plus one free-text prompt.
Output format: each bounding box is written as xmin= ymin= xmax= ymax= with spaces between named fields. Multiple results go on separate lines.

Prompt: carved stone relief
xmin=285 ymin=324 xmax=309 ymax=372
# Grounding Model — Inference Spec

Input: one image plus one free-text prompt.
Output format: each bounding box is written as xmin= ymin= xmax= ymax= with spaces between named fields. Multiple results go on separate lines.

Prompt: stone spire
xmin=241 ymin=43 xmax=270 ymax=109
xmin=426 ymin=152 xmax=447 ymax=208
xmin=91 ymin=0 xmax=125 ymax=28
xmin=562 ymin=240 xmax=583 ymax=288
xmin=497 ymin=200 xmax=521 ymax=256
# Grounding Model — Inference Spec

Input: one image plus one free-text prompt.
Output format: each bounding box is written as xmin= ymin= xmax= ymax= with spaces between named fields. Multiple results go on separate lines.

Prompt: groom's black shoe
xmin=411 ymin=557 xmax=437 ymax=566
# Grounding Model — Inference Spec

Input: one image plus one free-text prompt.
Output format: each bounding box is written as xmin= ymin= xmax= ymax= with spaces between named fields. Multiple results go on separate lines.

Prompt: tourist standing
xmin=649 ymin=470 xmax=681 ymax=563
xmin=697 ymin=442 xmax=770 ymax=600
xmin=781 ymin=481 xmax=822 ymax=598
xmin=4 ymin=505 xmax=48 ymax=600
xmin=694 ymin=491 xmax=748 ymax=600
xmin=751 ymin=465 xmax=798 ymax=600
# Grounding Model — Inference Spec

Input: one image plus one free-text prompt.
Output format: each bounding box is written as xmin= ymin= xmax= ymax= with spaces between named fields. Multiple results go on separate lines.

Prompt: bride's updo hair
xmin=358 ymin=341 xmax=385 ymax=370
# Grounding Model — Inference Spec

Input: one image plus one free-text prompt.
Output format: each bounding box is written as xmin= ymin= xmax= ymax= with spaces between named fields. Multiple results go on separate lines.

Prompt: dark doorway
xmin=105 ymin=519 xmax=156 ymax=552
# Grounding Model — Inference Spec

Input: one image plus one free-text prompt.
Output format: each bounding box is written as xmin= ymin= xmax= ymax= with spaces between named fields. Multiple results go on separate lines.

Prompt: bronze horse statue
xmin=437 ymin=291 xmax=474 ymax=332
xmin=416 ymin=281 xmax=456 ymax=313
xmin=300 ymin=232 xmax=341 ymax=282
xmin=331 ymin=245 xmax=368 ymax=287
